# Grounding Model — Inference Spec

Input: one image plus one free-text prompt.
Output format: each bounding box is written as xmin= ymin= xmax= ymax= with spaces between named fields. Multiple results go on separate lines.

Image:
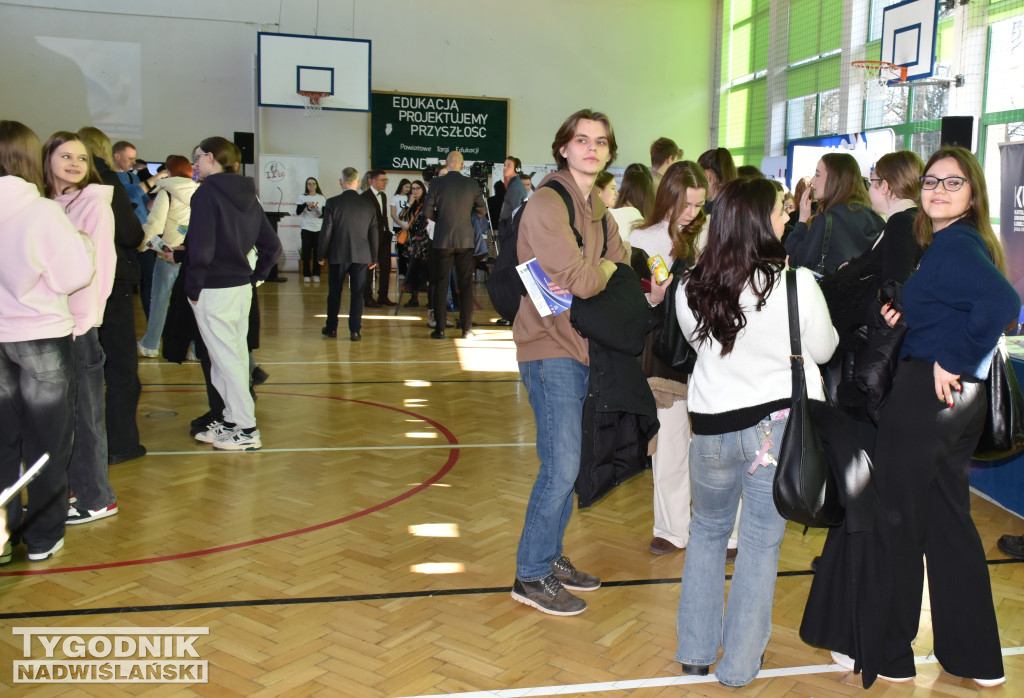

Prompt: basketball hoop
xmin=298 ymin=91 xmax=329 ymax=116
xmin=851 ymin=60 xmax=908 ymax=100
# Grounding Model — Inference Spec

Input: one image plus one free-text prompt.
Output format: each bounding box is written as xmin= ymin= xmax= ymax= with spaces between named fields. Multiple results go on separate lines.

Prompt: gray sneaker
xmin=511 ymin=575 xmax=586 ymax=616
xmin=550 ymin=555 xmax=601 ymax=591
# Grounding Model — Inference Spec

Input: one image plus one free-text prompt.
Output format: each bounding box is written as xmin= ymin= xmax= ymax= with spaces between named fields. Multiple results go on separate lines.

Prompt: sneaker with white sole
xmin=214 ymin=427 xmax=261 ymax=451
xmin=27 ymin=538 xmax=64 ymax=561
xmin=511 ymin=575 xmax=586 ymax=615
xmin=427 ymin=310 xmax=437 ymax=328
xmin=0 ymin=542 xmax=11 ymax=565
xmin=137 ymin=342 xmax=159 ymax=358
xmin=66 ymin=502 xmax=118 ymax=525
xmin=974 ymin=677 xmax=1006 ymax=687
xmin=831 ymin=651 xmax=855 ymax=671
xmin=195 ymin=421 xmax=235 ymax=444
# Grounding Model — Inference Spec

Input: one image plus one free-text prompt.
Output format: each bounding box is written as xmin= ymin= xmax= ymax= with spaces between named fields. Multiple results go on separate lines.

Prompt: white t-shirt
xmin=297 ymin=194 xmax=326 ymax=232
xmin=390 ymin=193 xmax=409 ymax=228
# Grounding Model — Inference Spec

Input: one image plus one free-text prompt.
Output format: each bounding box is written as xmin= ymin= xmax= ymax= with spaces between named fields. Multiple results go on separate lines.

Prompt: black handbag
xmin=973 ymin=337 xmax=1024 ymax=460
xmin=651 ymin=260 xmax=697 ymax=373
xmin=773 ymin=269 xmax=845 ymax=527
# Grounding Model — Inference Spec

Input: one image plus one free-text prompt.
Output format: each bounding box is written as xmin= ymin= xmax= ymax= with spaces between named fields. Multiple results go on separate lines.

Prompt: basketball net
xmin=298 ymin=91 xmax=328 ymax=116
xmin=851 ymin=61 xmax=907 ymax=101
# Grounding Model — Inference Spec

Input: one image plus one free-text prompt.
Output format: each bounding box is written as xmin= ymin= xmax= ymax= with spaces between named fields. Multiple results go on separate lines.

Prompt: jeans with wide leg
xmin=139 ymin=258 xmax=181 ymax=352
xmin=68 ymin=328 xmax=116 ymax=511
xmin=0 ymin=335 xmax=75 ymax=553
xmin=515 ymin=358 xmax=589 ymax=581
xmin=676 ymin=411 xmax=789 ymax=687
xmin=325 ymin=263 xmax=367 ymax=334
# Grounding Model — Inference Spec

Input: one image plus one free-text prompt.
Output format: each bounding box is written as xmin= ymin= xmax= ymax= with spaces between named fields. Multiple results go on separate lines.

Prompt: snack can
xmin=648 ymin=254 xmax=669 ymax=284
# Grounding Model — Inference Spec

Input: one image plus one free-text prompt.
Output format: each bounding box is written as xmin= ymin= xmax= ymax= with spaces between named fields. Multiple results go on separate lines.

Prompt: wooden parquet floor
xmin=1 ymin=273 xmax=1022 ymax=696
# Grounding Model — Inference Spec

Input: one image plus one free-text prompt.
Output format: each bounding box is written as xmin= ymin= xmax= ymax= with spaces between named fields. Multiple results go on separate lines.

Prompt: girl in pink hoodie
xmin=0 ymin=121 xmax=93 ymax=563
xmin=43 ymin=131 xmax=119 ymax=526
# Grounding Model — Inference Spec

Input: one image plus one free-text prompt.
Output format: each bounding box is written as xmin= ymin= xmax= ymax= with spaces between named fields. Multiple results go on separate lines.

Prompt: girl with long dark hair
xmin=297 ymin=177 xmax=326 ymax=282
xmin=674 ymin=177 xmax=837 ymax=686
xmin=821 ymin=146 xmax=1017 ymax=688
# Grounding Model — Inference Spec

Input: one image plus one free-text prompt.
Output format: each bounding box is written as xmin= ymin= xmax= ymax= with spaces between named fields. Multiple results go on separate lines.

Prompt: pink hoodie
xmin=0 ymin=176 xmax=94 ymax=342
xmin=56 ymin=184 xmax=116 ymax=335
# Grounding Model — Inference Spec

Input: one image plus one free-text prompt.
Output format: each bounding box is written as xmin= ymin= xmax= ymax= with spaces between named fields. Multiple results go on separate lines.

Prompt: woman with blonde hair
xmin=0 ymin=121 xmax=94 ymax=560
xmin=42 ymin=130 xmax=119 ymax=525
xmin=786 ymin=152 xmax=883 ymax=275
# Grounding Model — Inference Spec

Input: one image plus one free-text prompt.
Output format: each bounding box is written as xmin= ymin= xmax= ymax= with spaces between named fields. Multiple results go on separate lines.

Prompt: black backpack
xmin=486 ymin=180 xmax=607 ymax=323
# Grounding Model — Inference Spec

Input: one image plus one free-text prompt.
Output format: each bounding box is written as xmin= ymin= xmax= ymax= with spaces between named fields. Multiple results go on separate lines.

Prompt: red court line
xmin=0 ymin=391 xmax=458 ymax=577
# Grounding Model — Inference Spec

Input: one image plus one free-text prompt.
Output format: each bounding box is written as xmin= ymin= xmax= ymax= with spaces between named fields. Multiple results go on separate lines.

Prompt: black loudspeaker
xmin=234 ymin=131 xmax=255 ymax=165
xmin=940 ymin=116 xmax=974 ymax=148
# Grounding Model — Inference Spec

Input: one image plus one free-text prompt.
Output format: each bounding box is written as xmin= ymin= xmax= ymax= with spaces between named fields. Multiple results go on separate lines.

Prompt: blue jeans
xmin=675 ymin=411 xmax=789 ymax=687
xmin=515 ymin=358 xmax=589 ymax=581
xmin=139 ymin=257 xmax=181 ymax=351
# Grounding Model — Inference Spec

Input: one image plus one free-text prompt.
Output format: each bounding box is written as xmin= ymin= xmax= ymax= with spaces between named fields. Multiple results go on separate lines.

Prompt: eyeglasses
xmin=192 ymin=151 xmax=207 ymax=166
xmin=921 ymin=175 xmax=969 ymax=192
xmin=869 ymin=177 xmax=883 ymax=187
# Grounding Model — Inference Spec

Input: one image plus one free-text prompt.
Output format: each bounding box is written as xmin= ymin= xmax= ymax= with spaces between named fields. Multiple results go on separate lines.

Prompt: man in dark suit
xmin=319 ymin=167 xmax=378 ymax=341
xmin=361 ymin=169 xmax=393 ymax=308
xmin=423 ymin=151 xmax=488 ymax=339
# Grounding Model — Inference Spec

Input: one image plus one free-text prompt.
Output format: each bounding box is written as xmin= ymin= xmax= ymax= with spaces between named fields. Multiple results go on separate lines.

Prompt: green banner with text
xmin=370 ymin=92 xmax=508 ymax=172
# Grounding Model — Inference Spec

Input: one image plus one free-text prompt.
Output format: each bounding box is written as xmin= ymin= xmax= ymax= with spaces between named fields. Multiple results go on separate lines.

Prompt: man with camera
xmin=422 ymin=150 xmax=487 ymax=339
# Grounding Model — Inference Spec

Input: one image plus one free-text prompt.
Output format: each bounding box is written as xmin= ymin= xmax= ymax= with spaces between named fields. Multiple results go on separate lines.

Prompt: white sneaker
xmin=975 ymin=677 xmax=1006 ymax=688
xmin=303 ymin=276 xmax=311 ymax=282
xmin=66 ymin=502 xmax=118 ymax=525
xmin=186 ymin=345 xmax=199 ymax=362
xmin=138 ymin=342 xmax=159 ymax=358
xmin=28 ymin=538 xmax=64 ymax=561
xmin=214 ymin=427 xmax=261 ymax=451
xmin=195 ymin=421 xmax=234 ymax=444
xmin=427 ymin=310 xmax=436 ymax=328
xmin=830 ymin=651 xmax=855 ymax=671
xmin=313 ymin=276 xmax=321 ymax=283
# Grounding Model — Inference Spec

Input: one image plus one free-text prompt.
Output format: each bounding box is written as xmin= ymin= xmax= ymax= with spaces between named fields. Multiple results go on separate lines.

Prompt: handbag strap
xmin=786 ymin=268 xmax=806 ymax=398
xmin=816 ymin=212 xmax=833 ymax=275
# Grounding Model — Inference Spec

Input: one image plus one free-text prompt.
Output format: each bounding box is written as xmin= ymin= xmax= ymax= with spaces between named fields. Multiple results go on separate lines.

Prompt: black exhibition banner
xmin=1000 ymin=141 xmax=1024 ymax=321
xmin=370 ymin=92 xmax=509 ymax=172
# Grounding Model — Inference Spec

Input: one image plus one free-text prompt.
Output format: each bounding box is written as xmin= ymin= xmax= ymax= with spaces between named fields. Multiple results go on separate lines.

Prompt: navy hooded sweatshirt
xmin=185 ymin=173 xmax=282 ymax=302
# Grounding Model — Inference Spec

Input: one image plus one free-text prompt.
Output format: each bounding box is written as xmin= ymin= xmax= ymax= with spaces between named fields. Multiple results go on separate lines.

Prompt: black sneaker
xmin=550 ymin=555 xmax=600 ymax=591
xmin=190 ymin=411 xmax=220 ymax=437
xmin=998 ymin=534 xmax=1024 ymax=560
xmin=511 ymin=575 xmax=586 ymax=616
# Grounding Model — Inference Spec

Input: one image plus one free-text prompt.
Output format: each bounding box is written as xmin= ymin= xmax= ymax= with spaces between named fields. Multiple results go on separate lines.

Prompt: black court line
xmin=3 ymin=560 xmax=1018 ymax=621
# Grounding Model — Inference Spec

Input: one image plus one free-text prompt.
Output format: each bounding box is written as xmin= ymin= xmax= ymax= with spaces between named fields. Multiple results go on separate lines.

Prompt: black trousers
xmin=300 ymin=229 xmax=319 ymax=278
xmin=364 ymin=230 xmax=392 ymax=303
xmin=870 ymin=357 xmax=1003 ymax=681
xmin=99 ymin=282 xmax=142 ymax=456
xmin=327 ymin=263 xmax=367 ymax=334
xmin=138 ymin=249 xmax=156 ymax=319
xmin=430 ymin=247 xmax=474 ymax=332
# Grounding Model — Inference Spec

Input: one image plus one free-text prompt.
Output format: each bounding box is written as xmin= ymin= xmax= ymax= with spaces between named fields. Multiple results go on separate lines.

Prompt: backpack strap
xmin=542 ymin=179 xmax=608 ymax=256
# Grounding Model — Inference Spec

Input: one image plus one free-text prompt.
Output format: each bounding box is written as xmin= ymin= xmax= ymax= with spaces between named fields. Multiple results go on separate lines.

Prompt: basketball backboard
xmin=881 ymin=0 xmax=939 ymax=82
xmin=257 ymin=32 xmax=371 ymax=112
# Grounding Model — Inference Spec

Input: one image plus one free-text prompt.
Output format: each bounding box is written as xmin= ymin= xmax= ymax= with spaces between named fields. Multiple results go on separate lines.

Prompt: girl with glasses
xmin=811 ymin=146 xmax=1018 ymax=688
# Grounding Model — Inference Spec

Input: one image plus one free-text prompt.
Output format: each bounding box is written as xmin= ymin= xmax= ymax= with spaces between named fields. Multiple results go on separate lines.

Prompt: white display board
xmin=258 ymin=154 xmax=320 ymax=272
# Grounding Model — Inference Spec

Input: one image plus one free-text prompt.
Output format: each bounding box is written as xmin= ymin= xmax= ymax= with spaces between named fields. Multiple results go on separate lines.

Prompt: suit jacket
xmin=319 ymin=190 xmax=378 ymax=266
xmin=361 ymin=187 xmax=390 ymax=242
xmin=423 ymin=171 xmax=487 ymax=249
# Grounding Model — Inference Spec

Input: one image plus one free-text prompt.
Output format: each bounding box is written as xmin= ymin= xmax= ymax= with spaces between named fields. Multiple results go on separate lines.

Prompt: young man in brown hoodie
xmin=509 ymin=109 xmax=630 ymax=615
